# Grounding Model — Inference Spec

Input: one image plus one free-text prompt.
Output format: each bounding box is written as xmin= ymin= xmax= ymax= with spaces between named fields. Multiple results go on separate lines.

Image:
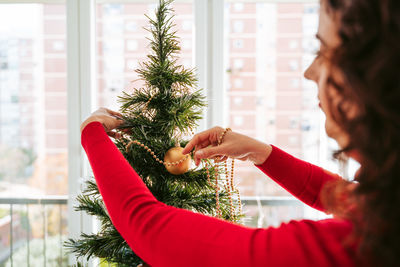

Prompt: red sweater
xmin=81 ymin=121 xmax=356 ymax=267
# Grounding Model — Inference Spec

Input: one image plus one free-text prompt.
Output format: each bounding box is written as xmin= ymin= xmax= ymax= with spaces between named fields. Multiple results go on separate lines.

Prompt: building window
xmin=125 ymin=21 xmax=138 ymax=32
xmin=233 ymin=39 xmax=244 ymax=49
xmin=234 ymin=79 xmax=244 ymax=88
xmin=233 ymin=116 xmax=244 ymax=126
xmin=126 ymin=40 xmax=139 ymax=51
xmin=233 ymin=20 xmax=244 ymax=33
xmin=233 ymin=3 xmax=244 ymax=11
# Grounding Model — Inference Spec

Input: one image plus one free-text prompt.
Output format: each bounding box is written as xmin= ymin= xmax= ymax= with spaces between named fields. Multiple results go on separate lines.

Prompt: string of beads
xmin=125 ymin=139 xmax=190 ymax=167
xmin=210 ymin=128 xmax=231 ymax=218
xmin=206 ymin=128 xmax=242 ymax=220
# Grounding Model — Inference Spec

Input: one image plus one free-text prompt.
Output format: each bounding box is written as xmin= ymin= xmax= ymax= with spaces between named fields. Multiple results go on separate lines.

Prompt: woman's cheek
xmin=318 ymin=75 xmax=342 ymax=139
xmin=321 ymin=89 xmax=351 ymax=147
xmin=325 ymin=116 xmax=338 ymax=138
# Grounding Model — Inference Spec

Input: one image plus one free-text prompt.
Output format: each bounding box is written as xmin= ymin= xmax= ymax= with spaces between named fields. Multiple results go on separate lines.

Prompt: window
xmin=233 ymin=39 xmax=244 ymax=49
xmin=233 ymin=20 xmax=244 ymax=33
xmin=0 ymin=3 xmax=68 ymax=197
xmin=96 ymin=1 xmax=194 ymax=110
xmin=0 ymin=2 xmax=68 ymax=264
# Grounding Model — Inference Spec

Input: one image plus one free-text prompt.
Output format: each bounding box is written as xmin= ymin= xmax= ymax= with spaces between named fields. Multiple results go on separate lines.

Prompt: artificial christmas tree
xmin=66 ymin=0 xmax=243 ymax=266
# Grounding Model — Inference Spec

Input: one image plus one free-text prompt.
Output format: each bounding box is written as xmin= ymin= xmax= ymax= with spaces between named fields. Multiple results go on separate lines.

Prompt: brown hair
xmin=321 ymin=0 xmax=400 ymax=266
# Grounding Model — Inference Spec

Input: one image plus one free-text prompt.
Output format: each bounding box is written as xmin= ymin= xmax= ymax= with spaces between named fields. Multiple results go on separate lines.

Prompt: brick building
xmin=225 ymin=2 xmax=319 ymax=196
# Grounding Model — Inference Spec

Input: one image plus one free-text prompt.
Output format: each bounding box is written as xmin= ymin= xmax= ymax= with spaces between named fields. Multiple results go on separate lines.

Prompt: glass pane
xmin=0 ymin=3 xmax=68 ymax=265
xmin=0 ymin=4 xmax=68 ymax=196
xmin=96 ymin=1 xmax=194 ymax=110
xmin=224 ymin=1 xmax=340 ymax=198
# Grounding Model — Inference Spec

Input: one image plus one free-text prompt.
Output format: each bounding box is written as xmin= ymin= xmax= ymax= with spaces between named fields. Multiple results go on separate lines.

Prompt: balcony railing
xmin=0 ymin=196 xmax=68 ymax=267
xmin=0 ymin=196 xmax=303 ymax=266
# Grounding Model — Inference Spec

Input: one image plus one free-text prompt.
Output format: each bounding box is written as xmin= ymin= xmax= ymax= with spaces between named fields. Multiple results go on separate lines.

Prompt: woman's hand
xmin=80 ymin=107 xmax=124 ymax=139
xmin=182 ymin=126 xmax=272 ymax=166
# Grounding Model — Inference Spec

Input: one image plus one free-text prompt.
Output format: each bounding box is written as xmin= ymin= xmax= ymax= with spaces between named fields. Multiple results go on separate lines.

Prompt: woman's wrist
xmin=80 ymin=116 xmax=103 ymax=133
xmin=250 ymin=143 xmax=272 ymax=165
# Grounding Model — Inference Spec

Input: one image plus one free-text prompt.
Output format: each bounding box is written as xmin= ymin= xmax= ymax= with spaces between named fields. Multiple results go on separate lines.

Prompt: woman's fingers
xmin=106 ymin=130 xmax=122 ymax=139
xmin=195 ymin=146 xmax=224 ymax=161
xmin=193 ymin=146 xmax=228 ymax=166
xmin=105 ymin=108 xmax=122 ymax=117
xmin=103 ymin=108 xmax=124 ymax=121
xmin=183 ymin=127 xmax=223 ymax=155
xmin=192 ymin=139 xmax=217 ymax=165
xmin=194 ymin=141 xmax=214 ymax=165
xmin=103 ymin=117 xmax=124 ymax=132
xmin=213 ymin=156 xmax=227 ymax=163
xmin=183 ymin=132 xmax=210 ymax=155
xmin=81 ymin=107 xmax=125 ymax=134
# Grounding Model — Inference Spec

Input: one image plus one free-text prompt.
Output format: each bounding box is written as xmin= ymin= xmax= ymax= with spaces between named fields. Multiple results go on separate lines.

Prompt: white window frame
xmin=66 ymin=0 xmax=97 ymax=265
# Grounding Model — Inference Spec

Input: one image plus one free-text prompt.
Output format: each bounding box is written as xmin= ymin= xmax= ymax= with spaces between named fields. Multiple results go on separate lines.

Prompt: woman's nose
xmin=304 ymin=66 xmax=312 ymax=80
xmin=304 ymin=59 xmax=318 ymax=82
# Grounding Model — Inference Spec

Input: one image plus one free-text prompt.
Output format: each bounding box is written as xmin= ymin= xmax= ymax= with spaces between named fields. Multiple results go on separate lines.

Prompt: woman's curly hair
xmin=321 ymin=0 xmax=400 ymax=266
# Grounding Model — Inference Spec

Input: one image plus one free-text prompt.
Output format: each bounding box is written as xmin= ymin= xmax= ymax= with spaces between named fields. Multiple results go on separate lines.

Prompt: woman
xmin=80 ymin=0 xmax=400 ymax=266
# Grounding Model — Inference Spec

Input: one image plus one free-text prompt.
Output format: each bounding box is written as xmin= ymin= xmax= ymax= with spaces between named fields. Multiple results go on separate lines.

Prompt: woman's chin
xmin=325 ymin=125 xmax=349 ymax=149
xmin=325 ymin=124 xmax=335 ymax=140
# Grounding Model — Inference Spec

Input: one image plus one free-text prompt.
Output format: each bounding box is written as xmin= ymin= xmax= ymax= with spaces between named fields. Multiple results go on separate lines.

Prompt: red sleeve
xmin=256 ymin=145 xmax=342 ymax=212
xmin=81 ymin=122 xmax=355 ymax=267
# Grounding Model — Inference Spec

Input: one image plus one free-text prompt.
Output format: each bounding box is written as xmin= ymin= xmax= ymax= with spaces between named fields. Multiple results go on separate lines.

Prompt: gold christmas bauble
xmin=164 ymin=146 xmax=191 ymax=175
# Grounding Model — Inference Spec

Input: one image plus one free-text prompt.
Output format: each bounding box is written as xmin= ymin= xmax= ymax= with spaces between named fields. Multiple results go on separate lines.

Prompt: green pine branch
xmin=65 ymin=229 xmax=143 ymax=266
